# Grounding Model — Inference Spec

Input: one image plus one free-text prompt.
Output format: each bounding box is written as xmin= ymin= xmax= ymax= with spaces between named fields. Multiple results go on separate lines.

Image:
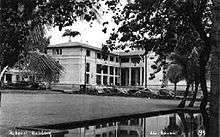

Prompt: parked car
xmin=158 ymin=89 xmax=176 ymax=99
xmin=79 ymin=85 xmax=98 ymax=95
xmin=3 ymin=81 xmax=46 ymax=90
xmin=127 ymin=89 xmax=139 ymax=96
xmin=133 ymin=88 xmax=159 ymax=98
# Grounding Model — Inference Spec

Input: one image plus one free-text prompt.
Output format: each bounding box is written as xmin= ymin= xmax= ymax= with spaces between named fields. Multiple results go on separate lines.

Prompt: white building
xmin=47 ymin=42 xmax=166 ymax=91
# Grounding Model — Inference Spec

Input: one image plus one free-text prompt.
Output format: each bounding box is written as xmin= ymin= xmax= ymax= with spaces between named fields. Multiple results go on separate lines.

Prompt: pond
xmin=6 ymin=112 xmax=205 ymax=137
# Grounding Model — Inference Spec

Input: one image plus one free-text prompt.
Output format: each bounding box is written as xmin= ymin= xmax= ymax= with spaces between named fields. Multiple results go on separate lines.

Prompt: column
xmin=129 ymin=67 xmax=131 ymax=86
xmin=210 ymin=1 xmax=220 ymax=136
xmin=140 ymin=67 xmax=143 ymax=86
xmin=107 ymin=66 xmax=110 ymax=85
xmin=101 ymin=68 xmax=103 ymax=85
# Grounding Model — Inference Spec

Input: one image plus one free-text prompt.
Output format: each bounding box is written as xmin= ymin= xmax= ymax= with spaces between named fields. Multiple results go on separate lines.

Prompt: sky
xmin=46 ymin=1 xmax=124 ymax=48
xmin=46 ymin=20 xmax=112 ymax=48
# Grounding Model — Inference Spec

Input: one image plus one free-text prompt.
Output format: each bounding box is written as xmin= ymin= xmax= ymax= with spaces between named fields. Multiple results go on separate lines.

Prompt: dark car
xmin=133 ymin=88 xmax=159 ymax=98
xmin=127 ymin=89 xmax=139 ymax=96
xmin=158 ymin=89 xmax=176 ymax=99
xmin=79 ymin=85 xmax=98 ymax=95
xmin=3 ymin=81 xmax=45 ymax=90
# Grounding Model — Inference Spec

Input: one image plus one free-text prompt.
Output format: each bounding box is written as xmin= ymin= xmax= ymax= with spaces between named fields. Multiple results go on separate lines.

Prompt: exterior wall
xmin=48 ymin=46 xmax=121 ymax=88
xmin=48 ymin=48 xmax=83 ymax=85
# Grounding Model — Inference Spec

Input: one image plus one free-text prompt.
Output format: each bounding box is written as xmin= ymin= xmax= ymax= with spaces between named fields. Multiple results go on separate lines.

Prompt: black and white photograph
xmin=0 ymin=0 xmax=219 ymax=137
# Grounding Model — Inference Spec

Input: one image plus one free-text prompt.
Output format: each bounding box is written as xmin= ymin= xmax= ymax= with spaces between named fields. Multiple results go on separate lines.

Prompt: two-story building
xmin=47 ymin=42 xmax=164 ymax=91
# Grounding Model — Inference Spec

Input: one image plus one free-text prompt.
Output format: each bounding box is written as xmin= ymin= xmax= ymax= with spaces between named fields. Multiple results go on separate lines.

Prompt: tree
xmin=166 ymin=63 xmax=184 ymax=93
xmin=0 ymin=0 xmax=101 ymax=104
xmin=104 ymin=0 xmax=213 ymax=110
xmin=62 ymin=29 xmax=81 ymax=42
xmin=0 ymin=0 xmax=101 ymax=83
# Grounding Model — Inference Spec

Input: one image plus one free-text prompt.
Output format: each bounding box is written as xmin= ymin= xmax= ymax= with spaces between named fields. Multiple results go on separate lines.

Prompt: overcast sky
xmin=46 ymin=1 xmax=125 ymax=48
xmin=46 ymin=20 xmax=113 ymax=48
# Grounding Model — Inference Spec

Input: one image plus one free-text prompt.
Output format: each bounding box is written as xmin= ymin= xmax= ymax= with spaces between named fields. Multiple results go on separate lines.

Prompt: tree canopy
xmin=103 ymin=0 xmax=213 ymax=109
xmin=0 ymin=0 xmax=101 ymax=82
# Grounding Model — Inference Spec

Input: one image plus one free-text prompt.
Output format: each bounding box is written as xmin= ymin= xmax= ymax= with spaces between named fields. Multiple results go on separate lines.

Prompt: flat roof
xmin=48 ymin=42 xmax=145 ymax=56
xmin=117 ymin=50 xmax=145 ymax=56
xmin=47 ymin=42 xmax=101 ymax=51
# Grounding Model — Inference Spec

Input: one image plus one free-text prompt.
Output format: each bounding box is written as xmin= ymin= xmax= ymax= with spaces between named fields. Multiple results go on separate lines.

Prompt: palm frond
xmin=62 ymin=29 xmax=81 ymax=38
xmin=26 ymin=51 xmax=64 ymax=82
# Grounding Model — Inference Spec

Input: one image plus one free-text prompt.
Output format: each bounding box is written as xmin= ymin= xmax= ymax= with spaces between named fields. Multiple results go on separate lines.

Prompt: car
xmin=79 ymin=85 xmax=98 ymax=95
xmin=127 ymin=89 xmax=139 ymax=96
xmin=3 ymin=81 xmax=46 ymax=90
xmin=158 ymin=89 xmax=176 ymax=99
xmin=103 ymin=87 xmax=113 ymax=95
xmin=133 ymin=88 xmax=159 ymax=98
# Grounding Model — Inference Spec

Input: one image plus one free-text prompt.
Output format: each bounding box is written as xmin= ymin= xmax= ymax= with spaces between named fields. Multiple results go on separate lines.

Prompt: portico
xmin=121 ymin=67 xmax=144 ymax=86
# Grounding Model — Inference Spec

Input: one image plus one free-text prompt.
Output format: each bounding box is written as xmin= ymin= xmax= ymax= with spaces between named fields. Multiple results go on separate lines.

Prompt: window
xmin=96 ymin=75 xmax=101 ymax=85
xmin=110 ymin=66 xmax=114 ymax=75
xmin=97 ymin=52 xmax=101 ymax=59
xmin=86 ymin=50 xmax=90 ymax=56
xmin=121 ymin=57 xmax=129 ymax=63
xmin=53 ymin=48 xmax=62 ymax=55
xmin=103 ymin=76 xmax=108 ymax=85
xmin=115 ymin=67 xmax=119 ymax=75
xmin=120 ymin=120 xmax=128 ymax=125
xmin=96 ymin=124 xmax=101 ymax=129
xmin=16 ymin=75 xmax=20 ymax=81
xmin=6 ymin=74 xmax=12 ymax=83
xmin=95 ymin=134 xmax=101 ymax=137
xmin=131 ymin=57 xmax=141 ymax=64
xmin=86 ymin=74 xmax=89 ymax=84
xmin=108 ymin=122 xmax=114 ymax=126
xmin=110 ymin=77 xmax=114 ymax=85
xmin=110 ymin=56 xmax=114 ymax=61
xmin=115 ymin=77 xmax=119 ymax=86
xmin=86 ymin=63 xmax=90 ymax=72
xmin=130 ymin=131 xmax=138 ymax=136
xmin=103 ymin=65 xmax=108 ymax=74
xmin=102 ymin=54 xmax=108 ymax=60
xmin=96 ymin=64 xmax=102 ymax=74
xmin=116 ymin=56 xmax=119 ymax=62
xmin=102 ymin=133 xmax=107 ymax=137
xmin=52 ymin=49 xmax=56 ymax=55
xmin=102 ymin=123 xmax=107 ymax=128
xmin=85 ymin=126 xmax=89 ymax=130
xmin=130 ymin=118 xmax=139 ymax=125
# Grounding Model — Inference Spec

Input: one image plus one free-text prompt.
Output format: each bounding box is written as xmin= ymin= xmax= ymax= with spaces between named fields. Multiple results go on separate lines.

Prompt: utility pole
xmin=84 ymin=55 xmax=87 ymax=92
xmin=144 ymin=55 xmax=148 ymax=88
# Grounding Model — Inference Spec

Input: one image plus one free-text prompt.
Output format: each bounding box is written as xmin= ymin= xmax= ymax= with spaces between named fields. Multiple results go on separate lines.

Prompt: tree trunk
xmin=174 ymin=83 xmax=177 ymax=94
xmin=209 ymin=1 xmax=220 ymax=136
xmin=0 ymin=66 xmax=8 ymax=106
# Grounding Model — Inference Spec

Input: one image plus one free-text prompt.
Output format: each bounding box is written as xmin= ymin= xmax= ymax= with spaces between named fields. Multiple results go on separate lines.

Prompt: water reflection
xmin=66 ymin=113 xmax=205 ymax=137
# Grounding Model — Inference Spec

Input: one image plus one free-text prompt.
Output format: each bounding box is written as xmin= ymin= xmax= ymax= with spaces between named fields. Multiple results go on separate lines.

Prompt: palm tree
xmin=62 ymin=29 xmax=81 ymax=42
xmin=24 ymin=51 xmax=64 ymax=83
xmin=0 ymin=25 xmax=64 ymax=105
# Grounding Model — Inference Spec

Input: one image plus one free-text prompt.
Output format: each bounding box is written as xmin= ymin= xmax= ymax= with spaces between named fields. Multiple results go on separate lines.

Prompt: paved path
xmin=0 ymin=93 xmax=199 ymax=129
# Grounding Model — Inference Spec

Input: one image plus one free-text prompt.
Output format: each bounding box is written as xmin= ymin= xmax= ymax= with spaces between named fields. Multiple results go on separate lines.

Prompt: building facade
xmin=47 ymin=42 xmax=165 ymax=91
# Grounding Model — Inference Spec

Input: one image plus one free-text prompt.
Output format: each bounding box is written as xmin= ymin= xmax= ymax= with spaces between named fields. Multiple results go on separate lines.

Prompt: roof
xmin=47 ymin=42 xmax=101 ymax=51
xmin=48 ymin=42 xmax=145 ymax=56
xmin=117 ymin=50 xmax=145 ymax=56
